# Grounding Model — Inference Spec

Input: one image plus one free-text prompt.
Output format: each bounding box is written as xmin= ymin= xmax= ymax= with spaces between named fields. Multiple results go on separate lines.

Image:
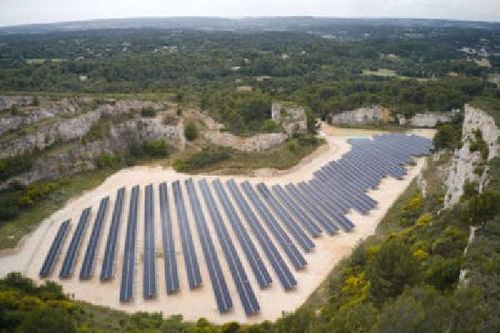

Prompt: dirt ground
xmin=0 ymin=124 xmax=434 ymax=324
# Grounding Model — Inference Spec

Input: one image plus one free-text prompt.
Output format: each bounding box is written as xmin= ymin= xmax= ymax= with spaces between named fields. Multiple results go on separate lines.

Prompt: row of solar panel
xmin=39 ymin=134 xmax=433 ymax=316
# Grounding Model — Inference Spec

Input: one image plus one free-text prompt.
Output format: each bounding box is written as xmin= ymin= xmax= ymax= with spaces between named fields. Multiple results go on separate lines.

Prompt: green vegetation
xmin=0 ymin=170 xmax=112 ymax=249
xmin=140 ymin=106 xmax=158 ymax=118
xmin=130 ymin=139 xmax=170 ymax=159
xmin=0 ymin=152 xmax=36 ymax=182
xmin=184 ymin=121 xmax=199 ymax=141
xmin=173 ymin=135 xmax=323 ymax=174
xmin=81 ymin=118 xmax=112 ymax=143
xmin=2 ymin=27 xmax=498 ymax=134
xmin=173 ymin=146 xmax=231 ymax=172
xmin=469 ymin=129 xmax=489 ymax=160
xmin=433 ymin=110 xmax=463 ymax=150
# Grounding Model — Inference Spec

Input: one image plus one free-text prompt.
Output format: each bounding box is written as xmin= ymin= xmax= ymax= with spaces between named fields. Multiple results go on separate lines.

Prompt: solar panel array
xmin=40 ymin=134 xmax=432 ymax=316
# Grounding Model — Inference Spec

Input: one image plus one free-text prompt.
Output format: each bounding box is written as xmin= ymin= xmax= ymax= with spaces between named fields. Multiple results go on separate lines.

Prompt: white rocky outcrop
xmin=0 ymin=97 xmax=185 ymax=188
xmin=0 ymin=110 xmax=101 ymax=159
xmin=271 ymin=102 xmax=307 ymax=136
xmin=331 ymin=105 xmax=393 ymax=125
xmin=204 ymin=131 xmax=287 ymax=152
xmin=408 ymin=112 xmax=453 ymax=128
xmin=444 ymin=104 xmax=500 ymax=208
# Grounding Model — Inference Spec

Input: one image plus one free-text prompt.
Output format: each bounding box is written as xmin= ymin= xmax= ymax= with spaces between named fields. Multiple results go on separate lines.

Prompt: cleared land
xmin=0 ymin=125 xmax=433 ymax=324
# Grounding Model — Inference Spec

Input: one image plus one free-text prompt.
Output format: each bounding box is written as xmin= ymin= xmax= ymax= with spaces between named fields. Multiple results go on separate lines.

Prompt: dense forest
xmin=1 ymin=24 xmax=499 ymax=133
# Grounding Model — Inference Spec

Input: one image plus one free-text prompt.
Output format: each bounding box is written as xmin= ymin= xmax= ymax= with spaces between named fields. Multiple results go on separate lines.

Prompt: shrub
xmin=466 ymin=190 xmax=500 ymax=224
xmin=140 ymin=106 xmax=157 ymax=118
xmin=96 ymin=153 xmax=121 ymax=169
xmin=81 ymin=119 xmax=111 ymax=144
xmin=260 ymin=119 xmax=281 ymax=133
xmin=367 ymin=239 xmax=419 ymax=303
xmin=296 ymin=134 xmax=320 ymax=147
xmin=433 ymin=123 xmax=461 ymax=150
xmin=173 ymin=146 xmax=231 ymax=172
xmin=424 ymin=256 xmax=461 ymax=291
xmin=287 ymin=141 xmax=299 ymax=152
xmin=469 ymin=129 xmax=489 ymax=160
xmin=184 ymin=121 xmax=198 ymax=141
xmin=130 ymin=140 xmax=169 ymax=159
xmin=0 ymin=153 xmax=35 ymax=182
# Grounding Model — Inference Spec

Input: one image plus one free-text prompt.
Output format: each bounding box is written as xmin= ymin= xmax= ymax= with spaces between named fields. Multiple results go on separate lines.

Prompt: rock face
xmin=407 ymin=112 xmax=453 ymax=128
xmin=0 ymin=97 xmax=167 ymax=159
xmin=201 ymin=102 xmax=307 ymax=152
xmin=444 ymin=104 xmax=500 ymax=208
xmin=10 ymin=118 xmax=185 ymax=187
xmin=204 ymin=131 xmax=288 ymax=152
xmin=0 ymin=96 xmax=185 ymax=189
xmin=331 ymin=105 xmax=393 ymax=126
xmin=0 ymin=110 xmax=101 ymax=159
xmin=0 ymin=96 xmax=34 ymax=110
xmin=271 ymin=102 xmax=307 ymax=136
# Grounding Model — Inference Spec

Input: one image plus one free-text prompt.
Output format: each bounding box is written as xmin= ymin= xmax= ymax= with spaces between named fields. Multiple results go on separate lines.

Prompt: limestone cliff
xmin=330 ymin=105 xmax=393 ymax=126
xmin=0 ymin=96 xmax=185 ymax=189
xmin=444 ymin=104 xmax=500 ymax=208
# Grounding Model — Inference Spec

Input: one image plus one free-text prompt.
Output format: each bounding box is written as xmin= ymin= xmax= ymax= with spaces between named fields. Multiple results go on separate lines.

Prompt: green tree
xmin=367 ymin=239 xmax=419 ymax=303
xmin=184 ymin=121 xmax=199 ymax=141
xmin=467 ymin=190 xmax=500 ymax=224
xmin=433 ymin=123 xmax=461 ymax=150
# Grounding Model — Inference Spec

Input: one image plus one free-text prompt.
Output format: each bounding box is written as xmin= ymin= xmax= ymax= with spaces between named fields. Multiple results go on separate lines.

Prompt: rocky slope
xmin=200 ymin=102 xmax=307 ymax=152
xmin=330 ymin=104 xmax=455 ymax=128
xmin=444 ymin=104 xmax=500 ymax=208
xmin=0 ymin=96 xmax=185 ymax=189
xmin=330 ymin=105 xmax=393 ymax=125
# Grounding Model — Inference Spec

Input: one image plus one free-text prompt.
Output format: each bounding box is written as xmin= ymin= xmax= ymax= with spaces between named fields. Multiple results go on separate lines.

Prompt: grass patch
xmin=173 ymin=135 xmax=324 ymax=174
xmin=0 ymin=170 xmax=112 ymax=250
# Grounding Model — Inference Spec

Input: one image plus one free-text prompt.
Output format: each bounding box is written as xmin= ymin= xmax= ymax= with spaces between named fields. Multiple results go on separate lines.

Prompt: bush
xmin=0 ymin=193 xmax=20 ymax=220
xmin=130 ymin=140 xmax=170 ymax=159
xmin=433 ymin=123 xmax=461 ymax=150
xmin=296 ymin=134 xmax=320 ymax=147
xmin=466 ymin=190 xmax=500 ymax=224
xmin=424 ymin=256 xmax=462 ymax=290
xmin=96 ymin=153 xmax=121 ymax=169
xmin=20 ymin=306 xmax=77 ymax=333
xmin=173 ymin=146 xmax=231 ymax=172
xmin=0 ymin=153 xmax=35 ymax=182
xmin=469 ymin=129 xmax=489 ymax=160
xmin=81 ymin=119 xmax=111 ymax=144
xmin=18 ymin=181 xmax=57 ymax=208
xmin=367 ymin=239 xmax=419 ymax=303
xmin=140 ymin=106 xmax=157 ymax=118
xmin=184 ymin=121 xmax=198 ymax=141
xmin=260 ymin=119 xmax=281 ymax=133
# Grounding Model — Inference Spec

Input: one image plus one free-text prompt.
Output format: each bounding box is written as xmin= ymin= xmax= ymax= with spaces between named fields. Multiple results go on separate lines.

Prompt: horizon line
xmin=1 ymin=15 xmax=499 ymax=29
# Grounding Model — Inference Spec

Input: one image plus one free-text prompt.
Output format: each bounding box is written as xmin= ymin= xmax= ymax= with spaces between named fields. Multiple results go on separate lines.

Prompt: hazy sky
xmin=0 ymin=0 xmax=499 ymax=26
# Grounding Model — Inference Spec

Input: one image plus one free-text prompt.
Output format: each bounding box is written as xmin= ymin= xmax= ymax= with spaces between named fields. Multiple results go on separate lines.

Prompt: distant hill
xmin=1 ymin=16 xmax=499 ymax=35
